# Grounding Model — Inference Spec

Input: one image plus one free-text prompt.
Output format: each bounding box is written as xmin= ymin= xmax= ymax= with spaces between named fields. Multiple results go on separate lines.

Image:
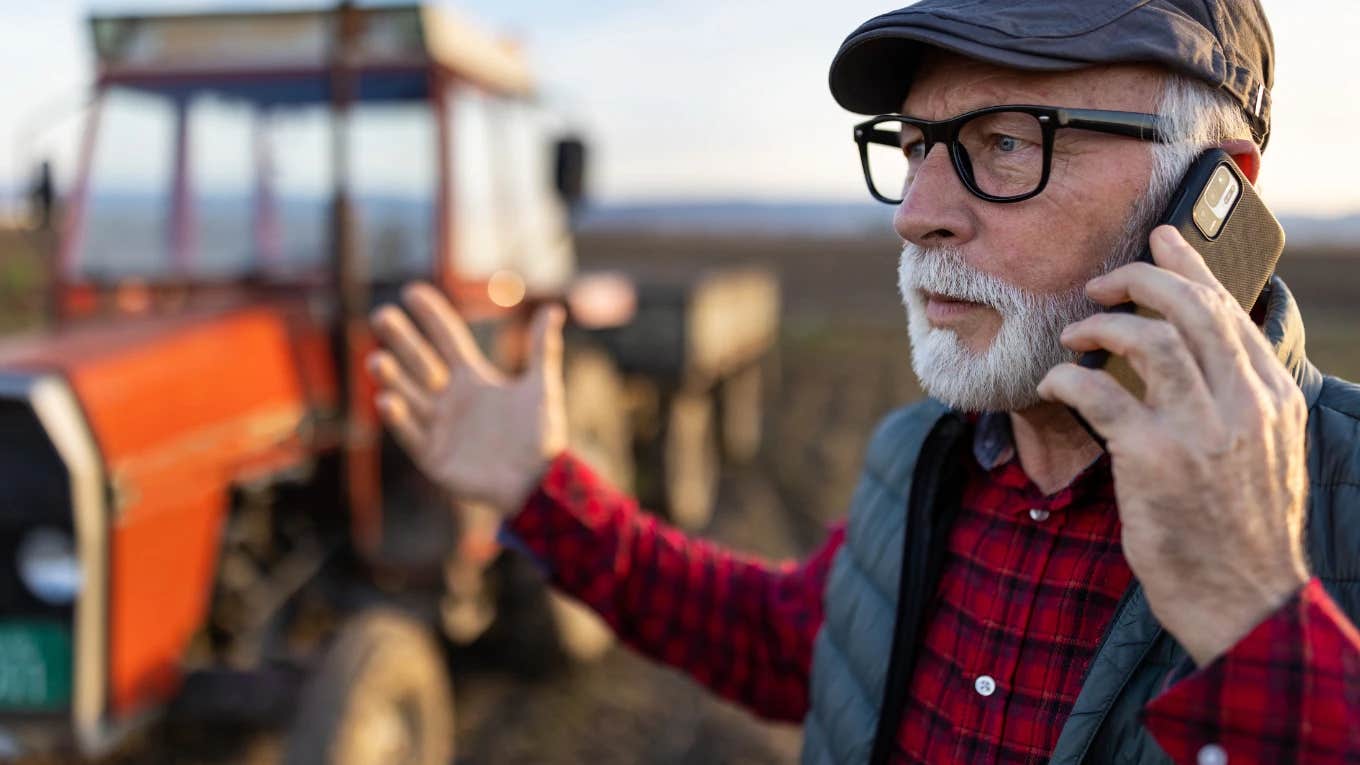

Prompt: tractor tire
xmin=546 ymin=590 xmax=614 ymax=663
xmin=285 ymin=610 xmax=454 ymax=765
xmin=483 ymin=552 xmax=614 ymax=673
xmin=556 ymin=345 xmax=631 ymax=661
xmin=564 ymin=345 xmax=634 ymax=491
xmin=719 ymin=362 xmax=763 ymax=464
xmin=663 ymin=389 xmax=720 ymax=531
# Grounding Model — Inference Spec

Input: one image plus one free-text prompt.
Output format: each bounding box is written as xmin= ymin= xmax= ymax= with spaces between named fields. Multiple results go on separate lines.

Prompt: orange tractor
xmin=0 ymin=4 xmax=778 ymax=761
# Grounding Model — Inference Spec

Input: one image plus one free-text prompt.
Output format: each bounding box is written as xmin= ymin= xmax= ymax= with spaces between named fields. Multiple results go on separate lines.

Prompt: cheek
xmin=975 ymin=152 xmax=1151 ymax=293
xmin=969 ymin=208 xmax=1085 ymax=293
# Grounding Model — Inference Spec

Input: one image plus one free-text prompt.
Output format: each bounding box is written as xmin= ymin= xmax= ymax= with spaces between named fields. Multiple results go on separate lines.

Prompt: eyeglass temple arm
xmin=857 ymin=124 xmax=906 ymax=148
xmin=1055 ymin=108 xmax=1167 ymax=142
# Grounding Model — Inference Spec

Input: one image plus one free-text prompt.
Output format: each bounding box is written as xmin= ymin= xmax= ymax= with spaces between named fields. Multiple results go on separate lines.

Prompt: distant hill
xmin=8 ymin=190 xmax=1356 ymax=250
xmin=1277 ymin=214 xmax=1360 ymax=249
xmin=578 ymin=200 xmax=892 ymax=238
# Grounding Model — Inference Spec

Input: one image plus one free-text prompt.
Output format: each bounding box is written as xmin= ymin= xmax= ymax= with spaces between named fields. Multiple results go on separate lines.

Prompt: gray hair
xmin=1106 ymin=75 xmax=1256 ymax=276
xmin=1147 ymin=74 xmax=1256 ymax=206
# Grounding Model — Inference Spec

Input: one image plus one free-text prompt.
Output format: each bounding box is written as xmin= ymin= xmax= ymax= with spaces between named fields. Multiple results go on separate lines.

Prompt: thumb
xmin=526 ymin=303 xmax=566 ymax=386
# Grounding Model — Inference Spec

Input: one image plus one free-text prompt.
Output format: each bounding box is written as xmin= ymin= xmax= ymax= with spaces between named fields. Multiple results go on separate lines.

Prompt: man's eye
xmin=904 ymin=141 xmax=926 ymax=160
xmin=994 ymin=134 xmax=1025 ymax=152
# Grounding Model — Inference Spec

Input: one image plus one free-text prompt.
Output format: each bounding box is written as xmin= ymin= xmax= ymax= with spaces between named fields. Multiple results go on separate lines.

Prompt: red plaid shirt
xmin=505 ymin=430 xmax=1360 ymax=763
xmin=896 ymin=443 xmax=1133 ymax=763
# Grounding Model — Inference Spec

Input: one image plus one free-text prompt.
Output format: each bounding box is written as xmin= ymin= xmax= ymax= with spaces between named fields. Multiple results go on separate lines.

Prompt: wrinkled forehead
xmin=900 ymin=49 xmax=1169 ymax=120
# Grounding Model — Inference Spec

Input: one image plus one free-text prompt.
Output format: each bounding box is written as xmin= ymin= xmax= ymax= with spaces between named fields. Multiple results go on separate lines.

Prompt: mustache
xmin=898 ymin=243 xmax=1038 ymax=316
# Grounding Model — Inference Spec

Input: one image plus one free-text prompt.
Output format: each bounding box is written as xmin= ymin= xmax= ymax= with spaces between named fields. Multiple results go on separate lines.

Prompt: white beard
xmin=897 ymin=245 xmax=1097 ymax=412
xmin=896 ymin=170 xmax=1165 ymax=413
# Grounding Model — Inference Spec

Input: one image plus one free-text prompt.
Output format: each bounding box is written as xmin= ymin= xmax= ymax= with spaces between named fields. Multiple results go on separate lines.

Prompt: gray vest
xmin=801 ymin=277 xmax=1360 ymax=764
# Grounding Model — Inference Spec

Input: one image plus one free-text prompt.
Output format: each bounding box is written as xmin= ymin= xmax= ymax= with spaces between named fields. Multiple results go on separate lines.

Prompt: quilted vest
xmin=800 ymin=277 xmax=1360 ymax=764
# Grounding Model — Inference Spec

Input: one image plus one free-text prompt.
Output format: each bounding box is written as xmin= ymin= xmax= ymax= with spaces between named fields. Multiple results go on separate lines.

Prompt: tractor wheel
xmin=484 ymin=552 xmax=614 ymax=673
xmin=285 ymin=610 xmax=454 ymax=765
xmin=719 ymin=362 xmax=763 ymax=464
xmin=564 ymin=345 xmax=634 ymax=491
xmin=546 ymin=590 xmax=614 ymax=663
xmin=556 ymin=345 xmax=631 ymax=661
xmin=663 ymin=389 xmax=720 ymax=531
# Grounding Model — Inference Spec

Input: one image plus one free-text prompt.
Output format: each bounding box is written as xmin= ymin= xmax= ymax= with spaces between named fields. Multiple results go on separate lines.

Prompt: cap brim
xmin=829 ymin=24 xmax=1091 ymax=115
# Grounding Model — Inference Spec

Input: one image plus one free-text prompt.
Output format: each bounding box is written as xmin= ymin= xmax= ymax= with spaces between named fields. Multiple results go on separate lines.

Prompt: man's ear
xmin=1219 ymin=138 xmax=1262 ymax=185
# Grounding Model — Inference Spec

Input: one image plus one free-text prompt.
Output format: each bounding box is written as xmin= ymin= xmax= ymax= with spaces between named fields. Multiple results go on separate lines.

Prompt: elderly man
xmin=367 ymin=1 xmax=1360 ymax=763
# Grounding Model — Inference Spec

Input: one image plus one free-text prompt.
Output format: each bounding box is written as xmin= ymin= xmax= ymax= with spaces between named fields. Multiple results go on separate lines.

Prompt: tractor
xmin=0 ymin=4 xmax=778 ymax=761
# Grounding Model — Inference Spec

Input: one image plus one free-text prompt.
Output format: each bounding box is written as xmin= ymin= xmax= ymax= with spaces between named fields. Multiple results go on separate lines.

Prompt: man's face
xmin=895 ymin=53 xmax=1167 ymax=412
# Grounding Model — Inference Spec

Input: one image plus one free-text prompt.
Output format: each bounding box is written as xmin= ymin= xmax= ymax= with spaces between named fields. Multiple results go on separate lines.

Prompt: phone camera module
xmin=1193 ymin=165 xmax=1241 ymax=239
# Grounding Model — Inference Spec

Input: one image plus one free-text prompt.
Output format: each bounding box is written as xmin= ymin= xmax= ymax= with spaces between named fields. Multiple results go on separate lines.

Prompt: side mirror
xmin=553 ymin=136 xmax=588 ymax=209
xmin=28 ymin=160 xmax=55 ymax=231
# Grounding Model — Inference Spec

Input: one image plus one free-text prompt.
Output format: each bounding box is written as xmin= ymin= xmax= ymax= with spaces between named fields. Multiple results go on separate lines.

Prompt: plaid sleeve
xmin=503 ymin=451 xmax=844 ymax=722
xmin=1141 ymin=578 xmax=1360 ymax=764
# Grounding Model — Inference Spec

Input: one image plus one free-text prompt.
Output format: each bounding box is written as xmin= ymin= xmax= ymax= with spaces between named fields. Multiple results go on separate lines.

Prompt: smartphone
xmin=1076 ymin=148 xmax=1286 ymax=401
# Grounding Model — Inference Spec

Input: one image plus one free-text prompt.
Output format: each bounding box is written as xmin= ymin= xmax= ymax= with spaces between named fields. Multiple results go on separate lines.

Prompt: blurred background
xmin=0 ymin=1 xmax=1357 ymax=764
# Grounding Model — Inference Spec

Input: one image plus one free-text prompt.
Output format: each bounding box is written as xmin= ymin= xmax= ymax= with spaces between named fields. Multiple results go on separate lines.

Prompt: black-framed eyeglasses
xmin=854 ymin=105 xmax=1167 ymax=205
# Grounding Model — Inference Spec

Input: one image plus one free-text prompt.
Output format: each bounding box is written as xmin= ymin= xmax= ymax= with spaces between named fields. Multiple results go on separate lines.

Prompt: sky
xmin=1 ymin=0 xmax=1358 ymax=215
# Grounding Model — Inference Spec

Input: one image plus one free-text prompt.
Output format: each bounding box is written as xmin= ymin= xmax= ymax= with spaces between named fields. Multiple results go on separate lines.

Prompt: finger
xmin=1038 ymin=363 xmax=1149 ymax=439
xmin=1060 ymin=313 xmax=1212 ymax=410
xmin=367 ymin=350 xmax=433 ymax=420
xmin=1231 ymin=308 xmax=1297 ymax=398
xmin=1084 ymin=261 xmax=1251 ymax=393
xmin=370 ymin=304 xmax=449 ymax=391
xmin=1146 ymin=227 xmax=1289 ymax=393
xmin=526 ymin=304 xmax=565 ymax=384
xmin=376 ymin=391 xmax=427 ymax=457
xmin=1147 ymin=225 xmax=1219 ymax=288
xmin=402 ymin=283 xmax=504 ymax=384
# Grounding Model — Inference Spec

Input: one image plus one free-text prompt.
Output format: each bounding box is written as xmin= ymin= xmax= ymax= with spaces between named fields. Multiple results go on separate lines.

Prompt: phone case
xmin=1077 ymin=149 xmax=1286 ymax=398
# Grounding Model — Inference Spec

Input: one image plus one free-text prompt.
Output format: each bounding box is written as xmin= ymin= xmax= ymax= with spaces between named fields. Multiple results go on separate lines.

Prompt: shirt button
xmin=974 ymin=675 xmax=996 ymax=697
xmin=1028 ymin=508 xmax=1050 ymax=522
xmin=1197 ymin=744 xmax=1227 ymax=765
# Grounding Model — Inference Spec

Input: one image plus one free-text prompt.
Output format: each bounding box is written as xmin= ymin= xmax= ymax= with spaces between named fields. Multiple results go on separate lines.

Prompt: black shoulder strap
xmin=868 ymin=418 xmax=968 ymax=765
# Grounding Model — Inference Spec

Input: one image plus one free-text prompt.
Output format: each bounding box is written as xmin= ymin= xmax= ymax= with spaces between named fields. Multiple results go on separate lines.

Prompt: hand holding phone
xmin=1036 ymin=154 xmax=1310 ymax=670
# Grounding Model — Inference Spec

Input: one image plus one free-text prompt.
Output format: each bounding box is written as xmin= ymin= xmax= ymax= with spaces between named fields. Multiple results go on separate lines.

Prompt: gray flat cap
xmin=829 ymin=0 xmax=1275 ymax=148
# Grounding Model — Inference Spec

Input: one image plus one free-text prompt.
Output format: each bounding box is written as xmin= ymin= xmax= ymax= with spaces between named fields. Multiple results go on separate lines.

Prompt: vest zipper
xmin=1067 ymin=584 xmax=1163 ymax=765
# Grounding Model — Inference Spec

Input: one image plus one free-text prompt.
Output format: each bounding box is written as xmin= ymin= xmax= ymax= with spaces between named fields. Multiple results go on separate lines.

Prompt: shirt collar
xmin=970 ymin=410 xmax=1109 ymax=503
xmin=972 ymin=411 xmax=1016 ymax=470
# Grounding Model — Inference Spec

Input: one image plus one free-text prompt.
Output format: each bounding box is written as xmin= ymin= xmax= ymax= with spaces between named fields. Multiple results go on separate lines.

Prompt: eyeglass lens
xmin=865 ymin=110 xmax=1047 ymax=203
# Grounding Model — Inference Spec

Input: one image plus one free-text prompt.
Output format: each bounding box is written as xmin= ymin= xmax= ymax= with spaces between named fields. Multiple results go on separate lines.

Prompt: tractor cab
xmin=61 ymin=4 xmax=576 ymax=322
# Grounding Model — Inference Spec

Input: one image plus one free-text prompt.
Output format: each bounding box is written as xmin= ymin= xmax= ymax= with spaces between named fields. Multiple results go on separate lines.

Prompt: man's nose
xmin=893 ymin=144 xmax=977 ymax=247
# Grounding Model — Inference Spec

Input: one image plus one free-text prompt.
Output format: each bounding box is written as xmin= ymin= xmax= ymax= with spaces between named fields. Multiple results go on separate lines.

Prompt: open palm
xmin=366 ymin=284 xmax=568 ymax=513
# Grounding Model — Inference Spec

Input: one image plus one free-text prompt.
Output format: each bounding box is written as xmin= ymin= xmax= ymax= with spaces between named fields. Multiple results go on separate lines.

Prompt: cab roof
xmin=90 ymin=4 xmax=535 ymax=105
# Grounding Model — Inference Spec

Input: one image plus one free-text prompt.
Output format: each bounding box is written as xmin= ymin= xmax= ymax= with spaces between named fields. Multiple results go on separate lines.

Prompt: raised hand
xmin=366 ymin=283 xmax=568 ymax=513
